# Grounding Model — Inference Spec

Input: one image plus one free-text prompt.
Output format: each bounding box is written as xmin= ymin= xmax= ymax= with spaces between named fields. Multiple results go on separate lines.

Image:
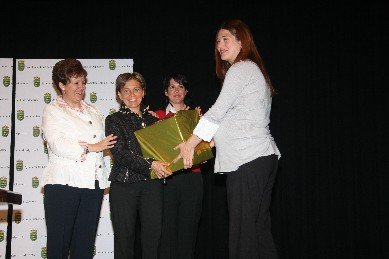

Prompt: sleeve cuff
xmin=79 ymin=145 xmax=88 ymax=162
xmin=193 ymin=117 xmax=219 ymax=142
xmin=145 ymin=157 xmax=154 ymax=170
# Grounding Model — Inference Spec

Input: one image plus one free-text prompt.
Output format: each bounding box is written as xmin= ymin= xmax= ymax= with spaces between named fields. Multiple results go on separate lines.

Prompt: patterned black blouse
xmin=105 ymin=103 xmax=158 ymax=183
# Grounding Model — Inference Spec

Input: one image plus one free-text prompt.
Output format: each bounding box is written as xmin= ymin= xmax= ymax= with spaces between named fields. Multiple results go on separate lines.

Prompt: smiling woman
xmin=117 ymin=78 xmax=144 ymax=114
xmin=105 ymin=72 xmax=171 ymax=258
xmin=41 ymin=58 xmax=117 ymax=259
xmin=60 ymin=76 xmax=87 ymax=108
xmin=154 ymin=73 xmax=204 ymax=259
xmin=176 ymin=19 xmax=281 ymax=259
xmin=216 ymin=29 xmax=243 ymax=64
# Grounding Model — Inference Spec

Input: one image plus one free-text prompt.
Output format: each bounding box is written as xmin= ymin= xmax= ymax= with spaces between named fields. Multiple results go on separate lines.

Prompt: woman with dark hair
xmin=41 ymin=58 xmax=117 ymax=258
xmin=155 ymin=73 xmax=198 ymax=118
xmin=105 ymin=72 xmax=171 ymax=258
xmin=155 ymin=73 xmax=203 ymax=259
xmin=175 ymin=19 xmax=281 ymax=258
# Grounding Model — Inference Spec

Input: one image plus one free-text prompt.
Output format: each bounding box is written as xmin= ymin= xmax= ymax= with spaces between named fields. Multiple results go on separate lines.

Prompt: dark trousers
xmin=110 ymin=180 xmax=163 ymax=259
xmin=44 ymin=182 xmax=104 ymax=259
xmin=160 ymin=172 xmax=203 ymax=259
xmin=226 ymin=155 xmax=278 ymax=259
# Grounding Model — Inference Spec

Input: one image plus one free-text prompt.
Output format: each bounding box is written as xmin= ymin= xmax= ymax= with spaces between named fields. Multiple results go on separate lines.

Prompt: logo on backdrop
xmin=16 ymin=160 xmax=23 ymax=171
xmin=3 ymin=76 xmax=10 ymax=87
xmin=44 ymin=93 xmax=51 ymax=104
xmin=14 ymin=211 xmax=22 ymax=224
xmin=2 ymin=125 xmax=9 ymax=137
xmin=0 ymin=177 xmax=7 ymax=188
xmin=0 ymin=230 xmax=4 ymax=242
xmin=33 ymin=126 xmax=40 ymax=137
xmin=17 ymin=109 xmax=24 ymax=121
xmin=32 ymin=176 xmax=39 ymax=188
xmin=30 ymin=230 xmax=37 ymax=241
xmin=90 ymin=92 xmax=97 ymax=103
xmin=34 ymin=76 xmax=41 ymax=87
xmin=18 ymin=60 xmax=25 ymax=71
xmin=41 ymin=247 xmax=47 ymax=258
xmin=109 ymin=59 xmax=116 ymax=70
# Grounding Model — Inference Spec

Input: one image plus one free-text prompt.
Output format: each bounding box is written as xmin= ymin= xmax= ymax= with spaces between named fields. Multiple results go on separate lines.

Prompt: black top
xmin=105 ymin=103 xmax=158 ymax=183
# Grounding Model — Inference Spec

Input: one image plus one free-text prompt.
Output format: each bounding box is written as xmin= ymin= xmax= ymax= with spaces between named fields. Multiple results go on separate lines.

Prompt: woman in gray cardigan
xmin=176 ymin=19 xmax=281 ymax=259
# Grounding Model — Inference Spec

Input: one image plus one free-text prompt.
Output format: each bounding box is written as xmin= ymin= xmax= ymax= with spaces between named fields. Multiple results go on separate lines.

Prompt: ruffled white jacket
xmin=41 ymin=99 xmax=109 ymax=189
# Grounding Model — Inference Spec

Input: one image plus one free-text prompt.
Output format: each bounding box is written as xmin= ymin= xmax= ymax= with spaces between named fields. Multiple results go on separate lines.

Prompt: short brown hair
xmin=52 ymin=59 xmax=87 ymax=94
xmin=115 ymin=72 xmax=146 ymax=94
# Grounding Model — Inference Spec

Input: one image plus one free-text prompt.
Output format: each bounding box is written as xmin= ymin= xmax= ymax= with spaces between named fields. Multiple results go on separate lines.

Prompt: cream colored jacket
xmin=41 ymin=99 xmax=109 ymax=189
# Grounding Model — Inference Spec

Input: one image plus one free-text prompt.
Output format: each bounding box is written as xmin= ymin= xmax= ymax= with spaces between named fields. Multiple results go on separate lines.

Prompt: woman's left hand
xmin=151 ymin=161 xmax=172 ymax=179
xmin=173 ymin=141 xmax=195 ymax=169
xmin=79 ymin=134 xmax=117 ymax=153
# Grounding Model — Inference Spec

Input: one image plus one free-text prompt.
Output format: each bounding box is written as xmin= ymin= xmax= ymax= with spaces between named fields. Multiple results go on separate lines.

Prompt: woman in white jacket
xmin=41 ymin=58 xmax=116 ymax=259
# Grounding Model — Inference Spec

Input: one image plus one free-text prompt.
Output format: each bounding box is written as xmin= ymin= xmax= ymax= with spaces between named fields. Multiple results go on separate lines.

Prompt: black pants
xmin=226 ymin=155 xmax=278 ymax=259
xmin=160 ymin=172 xmax=203 ymax=259
xmin=44 ymin=181 xmax=103 ymax=259
xmin=110 ymin=180 xmax=163 ymax=259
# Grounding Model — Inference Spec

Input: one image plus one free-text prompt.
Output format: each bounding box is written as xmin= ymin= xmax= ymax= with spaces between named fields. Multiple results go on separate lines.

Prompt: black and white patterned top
xmin=105 ymin=102 xmax=158 ymax=183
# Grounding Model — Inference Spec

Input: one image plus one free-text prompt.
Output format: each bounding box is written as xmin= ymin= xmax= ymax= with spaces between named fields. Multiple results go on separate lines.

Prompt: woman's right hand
xmin=195 ymin=106 xmax=202 ymax=117
xmin=146 ymin=105 xmax=159 ymax=118
xmin=151 ymin=161 xmax=171 ymax=179
xmin=85 ymin=134 xmax=117 ymax=152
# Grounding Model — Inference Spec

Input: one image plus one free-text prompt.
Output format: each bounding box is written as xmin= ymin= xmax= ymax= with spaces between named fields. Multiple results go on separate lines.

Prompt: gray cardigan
xmin=194 ymin=60 xmax=280 ymax=173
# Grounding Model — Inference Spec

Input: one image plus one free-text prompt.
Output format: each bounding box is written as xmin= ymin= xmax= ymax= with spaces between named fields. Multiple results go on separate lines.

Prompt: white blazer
xmin=41 ymin=99 xmax=109 ymax=189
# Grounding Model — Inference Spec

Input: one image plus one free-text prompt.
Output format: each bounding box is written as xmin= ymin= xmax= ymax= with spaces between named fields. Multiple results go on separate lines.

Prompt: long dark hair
xmin=214 ymin=19 xmax=276 ymax=96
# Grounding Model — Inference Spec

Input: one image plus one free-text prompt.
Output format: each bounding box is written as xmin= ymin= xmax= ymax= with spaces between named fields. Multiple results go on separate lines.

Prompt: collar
xmin=57 ymin=96 xmax=89 ymax=114
xmin=119 ymin=102 xmax=148 ymax=117
xmin=166 ymin=103 xmax=177 ymax=114
xmin=166 ymin=103 xmax=189 ymax=114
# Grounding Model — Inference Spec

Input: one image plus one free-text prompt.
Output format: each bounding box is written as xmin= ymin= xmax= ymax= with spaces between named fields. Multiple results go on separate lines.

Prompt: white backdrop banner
xmin=0 ymin=58 xmax=13 ymax=257
xmin=12 ymin=58 xmax=133 ymax=258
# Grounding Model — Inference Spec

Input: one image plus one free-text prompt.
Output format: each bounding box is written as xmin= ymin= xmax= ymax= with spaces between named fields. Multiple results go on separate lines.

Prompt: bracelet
xmin=85 ymin=145 xmax=90 ymax=154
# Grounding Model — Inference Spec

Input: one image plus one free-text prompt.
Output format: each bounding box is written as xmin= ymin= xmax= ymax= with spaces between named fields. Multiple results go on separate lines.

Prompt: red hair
xmin=214 ymin=19 xmax=276 ymax=96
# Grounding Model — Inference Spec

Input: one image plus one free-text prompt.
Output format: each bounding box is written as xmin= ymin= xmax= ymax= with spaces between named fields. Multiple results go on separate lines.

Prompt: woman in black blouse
xmin=105 ymin=72 xmax=171 ymax=259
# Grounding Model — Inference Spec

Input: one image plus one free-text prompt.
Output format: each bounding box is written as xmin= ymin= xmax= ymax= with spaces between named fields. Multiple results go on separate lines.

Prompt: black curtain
xmin=1 ymin=2 xmax=386 ymax=258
